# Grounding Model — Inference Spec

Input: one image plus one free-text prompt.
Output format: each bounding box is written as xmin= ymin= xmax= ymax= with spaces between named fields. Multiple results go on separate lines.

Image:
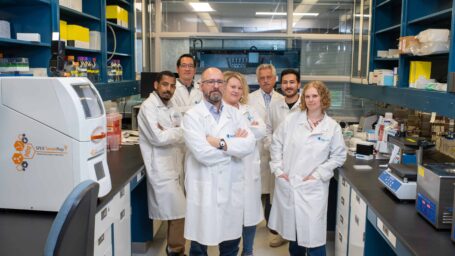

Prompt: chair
xmin=44 ymin=180 xmax=99 ymax=256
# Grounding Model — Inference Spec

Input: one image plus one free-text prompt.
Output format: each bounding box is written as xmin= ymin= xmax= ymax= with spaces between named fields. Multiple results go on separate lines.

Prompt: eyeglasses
xmin=179 ymin=64 xmax=195 ymax=69
xmin=200 ymin=79 xmax=225 ymax=86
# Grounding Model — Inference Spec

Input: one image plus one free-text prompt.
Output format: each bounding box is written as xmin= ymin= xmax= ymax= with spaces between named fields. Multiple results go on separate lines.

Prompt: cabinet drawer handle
xmin=120 ymin=209 xmax=126 ymax=220
xmin=120 ymin=188 xmax=125 ymax=198
xmin=342 ymin=178 xmax=346 ymax=186
xmin=338 ymin=232 xmax=343 ymax=242
xmin=355 ymin=215 xmax=359 ymax=225
xmin=340 ymin=214 xmax=344 ymax=224
xmin=101 ymin=207 xmax=108 ymax=220
xmin=356 ymin=195 xmax=360 ymax=203
xmin=341 ymin=196 xmax=345 ymax=206
xmin=98 ymin=233 xmax=105 ymax=245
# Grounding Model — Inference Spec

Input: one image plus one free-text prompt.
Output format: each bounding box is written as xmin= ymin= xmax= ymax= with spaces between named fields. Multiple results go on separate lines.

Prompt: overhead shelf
xmin=350 ymin=84 xmax=455 ymax=119
xmin=106 ymin=21 xmax=130 ymax=31
xmin=107 ymin=0 xmax=131 ymax=7
xmin=107 ymin=51 xmax=131 ymax=57
xmin=66 ymin=46 xmax=101 ymax=54
xmin=0 ymin=38 xmax=50 ymax=47
xmin=408 ymin=8 xmax=452 ymax=25
xmin=374 ymin=58 xmax=399 ymax=61
xmin=59 ymin=6 xmax=100 ymax=21
xmin=0 ymin=0 xmax=49 ymax=6
xmin=375 ymin=24 xmax=401 ymax=34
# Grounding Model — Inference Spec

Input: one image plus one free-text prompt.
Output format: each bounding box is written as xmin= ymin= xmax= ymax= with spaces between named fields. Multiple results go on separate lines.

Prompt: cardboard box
xmin=0 ymin=20 xmax=10 ymax=39
xmin=67 ymin=24 xmax=90 ymax=49
xmin=60 ymin=20 xmax=67 ymax=42
xmin=107 ymin=5 xmax=128 ymax=28
xmin=16 ymin=33 xmax=41 ymax=42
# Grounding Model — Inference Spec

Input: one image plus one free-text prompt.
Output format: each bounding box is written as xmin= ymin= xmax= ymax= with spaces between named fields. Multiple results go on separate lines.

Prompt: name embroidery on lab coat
xmin=317 ymin=136 xmax=330 ymax=142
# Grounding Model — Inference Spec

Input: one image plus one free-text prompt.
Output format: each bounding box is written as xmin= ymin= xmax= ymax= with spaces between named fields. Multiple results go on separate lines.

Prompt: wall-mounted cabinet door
xmin=351 ymin=0 xmax=372 ymax=84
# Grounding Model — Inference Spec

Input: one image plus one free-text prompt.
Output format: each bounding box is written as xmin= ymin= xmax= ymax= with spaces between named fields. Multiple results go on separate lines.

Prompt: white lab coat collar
xmin=150 ymin=91 xmax=174 ymax=108
xmin=297 ymin=110 xmax=329 ymax=134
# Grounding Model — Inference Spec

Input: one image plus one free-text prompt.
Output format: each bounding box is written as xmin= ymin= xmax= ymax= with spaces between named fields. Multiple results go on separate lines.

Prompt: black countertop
xmin=0 ymin=145 xmax=144 ymax=256
xmin=340 ymin=153 xmax=455 ymax=256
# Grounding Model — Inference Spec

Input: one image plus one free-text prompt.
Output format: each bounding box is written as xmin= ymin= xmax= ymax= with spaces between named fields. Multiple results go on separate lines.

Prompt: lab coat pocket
xmin=253 ymin=160 xmax=261 ymax=181
xmin=187 ymin=180 xmax=212 ymax=207
xmin=230 ymin=181 xmax=244 ymax=207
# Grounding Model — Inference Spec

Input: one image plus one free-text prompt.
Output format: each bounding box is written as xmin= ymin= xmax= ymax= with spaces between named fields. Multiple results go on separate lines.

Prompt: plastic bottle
xmin=117 ymin=60 xmax=123 ymax=81
xmin=107 ymin=60 xmax=115 ymax=82
xmin=92 ymin=57 xmax=100 ymax=83
xmin=106 ymin=107 xmax=122 ymax=151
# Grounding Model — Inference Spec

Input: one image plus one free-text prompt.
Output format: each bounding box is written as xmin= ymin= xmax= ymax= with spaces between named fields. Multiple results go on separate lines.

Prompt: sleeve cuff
xmin=273 ymin=169 xmax=284 ymax=178
xmin=311 ymin=171 xmax=322 ymax=180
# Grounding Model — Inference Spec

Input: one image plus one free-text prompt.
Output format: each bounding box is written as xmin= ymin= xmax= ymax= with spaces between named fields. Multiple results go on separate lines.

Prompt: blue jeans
xmin=242 ymin=225 xmax=257 ymax=255
xmin=289 ymin=241 xmax=326 ymax=256
xmin=189 ymin=238 xmax=241 ymax=256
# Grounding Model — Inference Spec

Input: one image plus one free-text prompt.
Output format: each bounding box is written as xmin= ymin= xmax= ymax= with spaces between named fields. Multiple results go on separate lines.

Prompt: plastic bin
xmin=107 ymin=112 xmax=122 ymax=151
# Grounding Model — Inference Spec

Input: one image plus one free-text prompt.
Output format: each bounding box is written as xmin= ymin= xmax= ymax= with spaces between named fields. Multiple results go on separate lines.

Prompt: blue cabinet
xmin=0 ymin=0 xmax=137 ymax=100
xmin=353 ymin=0 xmax=455 ymax=118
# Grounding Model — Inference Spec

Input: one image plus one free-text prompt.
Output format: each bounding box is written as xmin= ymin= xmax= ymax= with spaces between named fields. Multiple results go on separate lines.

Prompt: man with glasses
xmin=182 ymin=67 xmax=255 ymax=256
xmin=172 ymin=54 xmax=202 ymax=113
xmin=138 ymin=71 xmax=186 ymax=256
xmin=248 ymin=64 xmax=285 ymax=247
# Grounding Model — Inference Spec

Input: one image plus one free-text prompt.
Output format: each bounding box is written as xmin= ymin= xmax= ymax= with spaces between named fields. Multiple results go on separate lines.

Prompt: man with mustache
xmin=138 ymin=71 xmax=186 ymax=256
xmin=182 ymin=67 xmax=255 ymax=256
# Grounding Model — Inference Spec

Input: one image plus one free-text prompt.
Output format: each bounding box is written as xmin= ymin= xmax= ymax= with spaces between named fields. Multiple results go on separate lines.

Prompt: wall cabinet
xmin=0 ymin=0 xmax=138 ymax=100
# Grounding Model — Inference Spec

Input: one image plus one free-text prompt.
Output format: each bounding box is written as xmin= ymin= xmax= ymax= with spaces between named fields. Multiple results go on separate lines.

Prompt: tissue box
xmin=16 ymin=33 xmax=41 ymax=42
xmin=0 ymin=20 xmax=10 ymax=39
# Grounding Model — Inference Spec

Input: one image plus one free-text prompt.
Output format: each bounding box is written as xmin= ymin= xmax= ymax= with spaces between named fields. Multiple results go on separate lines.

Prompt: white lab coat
xmin=138 ymin=92 xmax=186 ymax=220
xmin=268 ymin=111 xmax=347 ymax=248
xmin=171 ymin=79 xmax=203 ymax=114
xmin=248 ymin=89 xmax=284 ymax=194
xmin=183 ymin=101 xmax=255 ymax=245
xmin=239 ymin=104 xmax=266 ymax=226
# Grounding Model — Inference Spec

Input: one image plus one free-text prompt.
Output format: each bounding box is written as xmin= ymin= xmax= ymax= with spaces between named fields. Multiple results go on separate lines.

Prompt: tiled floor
xmin=133 ymin=220 xmax=334 ymax=256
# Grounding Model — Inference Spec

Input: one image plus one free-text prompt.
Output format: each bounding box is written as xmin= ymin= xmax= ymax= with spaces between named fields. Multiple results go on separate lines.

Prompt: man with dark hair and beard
xmin=264 ymin=68 xmax=302 ymax=169
xmin=182 ymin=67 xmax=255 ymax=256
xmin=138 ymin=70 xmax=186 ymax=256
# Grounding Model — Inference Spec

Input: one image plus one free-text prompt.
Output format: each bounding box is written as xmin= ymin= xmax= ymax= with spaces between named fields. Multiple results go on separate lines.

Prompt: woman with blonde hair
xmin=268 ymin=81 xmax=347 ymax=256
xmin=222 ymin=71 xmax=265 ymax=256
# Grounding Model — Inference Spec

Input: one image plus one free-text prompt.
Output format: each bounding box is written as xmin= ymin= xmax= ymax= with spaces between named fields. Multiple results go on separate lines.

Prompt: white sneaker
xmin=269 ymin=233 xmax=287 ymax=247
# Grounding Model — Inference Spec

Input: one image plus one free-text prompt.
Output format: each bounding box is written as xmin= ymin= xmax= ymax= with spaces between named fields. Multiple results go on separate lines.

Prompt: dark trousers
xmin=289 ymin=241 xmax=326 ymax=256
xmin=189 ymin=238 xmax=241 ymax=256
xmin=262 ymin=194 xmax=277 ymax=235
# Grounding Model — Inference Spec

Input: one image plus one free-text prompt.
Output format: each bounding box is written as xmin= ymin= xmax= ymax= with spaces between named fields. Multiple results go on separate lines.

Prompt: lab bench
xmin=335 ymin=154 xmax=455 ymax=256
xmin=0 ymin=145 xmax=149 ymax=256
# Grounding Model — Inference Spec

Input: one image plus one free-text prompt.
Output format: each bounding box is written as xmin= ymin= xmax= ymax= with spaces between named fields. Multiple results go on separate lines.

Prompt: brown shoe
xmin=269 ymin=233 xmax=287 ymax=247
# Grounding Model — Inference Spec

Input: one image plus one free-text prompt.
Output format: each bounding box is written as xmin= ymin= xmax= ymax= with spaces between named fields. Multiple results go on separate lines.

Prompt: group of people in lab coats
xmin=138 ymin=54 xmax=347 ymax=256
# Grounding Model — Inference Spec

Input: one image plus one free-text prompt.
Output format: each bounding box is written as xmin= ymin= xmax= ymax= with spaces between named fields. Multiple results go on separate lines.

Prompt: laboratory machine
xmin=378 ymin=136 xmax=433 ymax=200
xmin=416 ymin=163 xmax=455 ymax=230
xmin=0 ymin=77 xmax=111 ymax=211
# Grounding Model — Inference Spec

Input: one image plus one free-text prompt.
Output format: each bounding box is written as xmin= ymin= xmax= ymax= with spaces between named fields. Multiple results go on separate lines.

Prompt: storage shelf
xmin=0 ymin=38 xmax=50 ymax=47
xmin=374 ymin=58 xmax=399 ymax=61
xmin=107 ymin=51 xmax=131 ymax=57
xmin=66 ymin=46 xmax=101 ymax=54
xmin=106 ymin=21 xmax=130 ymax=31
xmin=107 ymin=0 xmax=131 ymax=6
xmin=408 ymin=8 xmax=452 ymax=25
xmin=375 ymin=24 xmax=401 ymax=34
xmin=376 ymin=0 xmax=401 ymax=8
xmin=0 ymin=0 xmax=49 ymax=6
xmin=60 ymin=6 xmax=100 ymax=21
xmin=95 ymin=80 xmax=139 ymax=100
xmin=350 ymin=84 xmax=455 ymax=119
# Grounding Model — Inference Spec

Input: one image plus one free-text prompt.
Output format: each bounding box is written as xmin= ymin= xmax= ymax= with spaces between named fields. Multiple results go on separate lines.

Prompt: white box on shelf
xmin=16 ymin=33 xmax=41 ymax=42
xmin=377 ymin=50 xmax=388 ymax=58
xmin=0 ymin=20 xmax=11 ymax=39
xmin=90 ymin=31 xmax=101 ymax=50
xmin=71 ymin=0 xmax=82 ymax=13
xmin=59 ymin=0 xmax=70 ymax=8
